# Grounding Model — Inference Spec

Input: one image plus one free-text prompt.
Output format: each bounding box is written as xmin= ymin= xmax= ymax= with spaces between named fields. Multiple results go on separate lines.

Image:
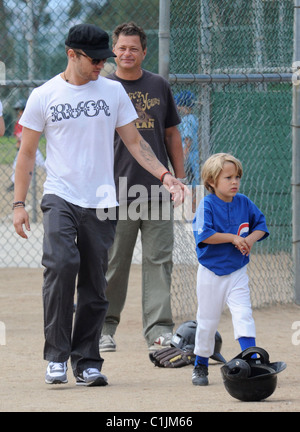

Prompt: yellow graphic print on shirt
xmin=128 ymin=91 xmax=160 ymax=130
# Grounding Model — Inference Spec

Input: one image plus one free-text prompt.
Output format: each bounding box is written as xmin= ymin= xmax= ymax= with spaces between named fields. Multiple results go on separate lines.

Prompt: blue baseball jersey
xmin=192 ymin=193 xmax=269 ymax=276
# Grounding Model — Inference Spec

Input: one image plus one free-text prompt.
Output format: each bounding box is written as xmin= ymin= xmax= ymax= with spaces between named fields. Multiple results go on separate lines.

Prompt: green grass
xmin=0 ymin=136 xmax=46 ymax=164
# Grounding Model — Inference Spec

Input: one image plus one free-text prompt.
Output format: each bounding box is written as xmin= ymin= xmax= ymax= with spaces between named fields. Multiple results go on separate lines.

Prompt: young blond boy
xmin=192 ymin=153 xmax=269 ymax=385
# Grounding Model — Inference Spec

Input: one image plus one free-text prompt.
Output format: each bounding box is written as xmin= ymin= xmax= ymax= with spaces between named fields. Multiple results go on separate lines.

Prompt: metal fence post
xmin=199 ymin=0 xmax=212 ymax=166
xmin=158 ymin=0 xmax=170 ymax=79
xmin=292 ymin=0 xmax=300 ymax=304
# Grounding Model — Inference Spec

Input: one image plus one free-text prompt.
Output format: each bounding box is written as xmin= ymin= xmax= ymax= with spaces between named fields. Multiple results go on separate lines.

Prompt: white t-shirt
xmin=20 ymin=74 xmax=138 ymax=208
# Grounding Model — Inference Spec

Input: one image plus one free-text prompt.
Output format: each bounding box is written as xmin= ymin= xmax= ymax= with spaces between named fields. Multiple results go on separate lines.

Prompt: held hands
xmin=161 ymin=173 xmax=190 ymax=207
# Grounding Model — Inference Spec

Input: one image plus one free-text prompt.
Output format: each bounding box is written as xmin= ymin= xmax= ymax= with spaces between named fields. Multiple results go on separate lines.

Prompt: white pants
xmin=194 ymin=264 xmax=256 ymax=358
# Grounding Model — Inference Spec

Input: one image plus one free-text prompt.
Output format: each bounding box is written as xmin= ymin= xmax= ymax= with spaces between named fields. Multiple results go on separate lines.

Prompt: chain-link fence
xmin=170 ymin=77 xmax=294 ymax=318
xmin=0 ymin=0 xmax=296 ymax=319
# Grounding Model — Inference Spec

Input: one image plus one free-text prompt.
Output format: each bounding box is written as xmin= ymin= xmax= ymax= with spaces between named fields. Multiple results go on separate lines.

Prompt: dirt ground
xmin=0 ymin=265 xmax=299 ymax=414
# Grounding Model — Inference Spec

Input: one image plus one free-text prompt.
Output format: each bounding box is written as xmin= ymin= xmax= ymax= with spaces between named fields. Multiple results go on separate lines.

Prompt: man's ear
xmin=68 ymin=49 xmax=77 ymax=61
xmin=112 ymin=46 xmax=118 ymax=64
xmin=143 ymin=47 xmax=147 ymax=60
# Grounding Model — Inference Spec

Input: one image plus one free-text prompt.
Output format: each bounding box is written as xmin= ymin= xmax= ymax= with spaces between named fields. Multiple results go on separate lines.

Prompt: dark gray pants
xmin=41 ymin=194 xmax=116 ymax=376
xmin=103 ymin=201 xmax=174 ymax=346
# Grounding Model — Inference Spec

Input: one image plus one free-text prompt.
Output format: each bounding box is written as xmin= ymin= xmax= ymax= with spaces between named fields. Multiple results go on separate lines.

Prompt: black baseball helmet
xmin=220 ymin=347 xmax=286 ymax=402
xmin=210 ymin=331 xmax=226 ymax=363
xmin=170 ymin=320 xmax=226 ymax=363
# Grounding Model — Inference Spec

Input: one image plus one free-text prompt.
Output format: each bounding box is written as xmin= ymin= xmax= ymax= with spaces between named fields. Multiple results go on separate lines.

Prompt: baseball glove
xmin=149 ymin=347 xmax=195 ymax=368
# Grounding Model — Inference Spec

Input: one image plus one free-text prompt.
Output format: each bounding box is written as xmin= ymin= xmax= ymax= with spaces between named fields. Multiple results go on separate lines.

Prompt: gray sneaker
xmin=148 ymin=332 xmax=173 ymax=351
xmin=45 ymin=361 xmax=68 ymax=384
xmin=76 ymin=368 xmax=108 ymax=387
xmin=192 ymin=364 xmax=209 ymax=386
xmin=99 ymin=334 xmax=116 ymax=352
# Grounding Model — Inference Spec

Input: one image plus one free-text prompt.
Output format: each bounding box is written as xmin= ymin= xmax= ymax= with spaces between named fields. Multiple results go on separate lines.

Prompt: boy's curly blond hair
xmin=202 ymin=153 xmax=243 ymax=194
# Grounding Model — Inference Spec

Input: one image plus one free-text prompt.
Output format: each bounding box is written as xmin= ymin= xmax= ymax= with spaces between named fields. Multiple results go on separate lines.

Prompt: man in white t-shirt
xmin=12 ymin=23 xmax=186 ymax=387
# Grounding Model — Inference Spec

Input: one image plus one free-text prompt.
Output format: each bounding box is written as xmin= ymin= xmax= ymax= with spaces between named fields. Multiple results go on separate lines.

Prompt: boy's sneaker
xmin=76 ymin=368 xmax=108 ymax=387
xmin=192 ymin=364 xmax=209 ymax=386
xmin=148 ymin=332 xmax=173 ymax=351
xmin=99 ymin=335 xmax=116 ymax=352
xmin=45 ymin=361 xmax=68 ymax=384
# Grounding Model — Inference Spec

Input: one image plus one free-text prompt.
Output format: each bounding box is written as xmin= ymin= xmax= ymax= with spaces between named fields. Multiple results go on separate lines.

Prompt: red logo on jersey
xmin=237 ymin=222 xmax=249 ymax=236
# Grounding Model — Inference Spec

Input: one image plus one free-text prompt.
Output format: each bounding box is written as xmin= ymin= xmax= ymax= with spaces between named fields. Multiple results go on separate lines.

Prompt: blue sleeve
xmin=192 ymin=198 xmax=216 ymax=248
xmin=180 ymin=115 xmax=198 ymax=140
xmin=248 ymin=198 xmax=269 ymax=241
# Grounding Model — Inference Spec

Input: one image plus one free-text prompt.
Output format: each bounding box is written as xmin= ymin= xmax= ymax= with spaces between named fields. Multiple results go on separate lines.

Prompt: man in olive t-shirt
xmin=100 ymin=22 xmax=186 ymax=351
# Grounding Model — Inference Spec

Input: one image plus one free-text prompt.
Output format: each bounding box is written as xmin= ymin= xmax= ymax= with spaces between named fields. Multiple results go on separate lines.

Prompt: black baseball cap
xmin=65 ymin=24 xmax=116 ymax=59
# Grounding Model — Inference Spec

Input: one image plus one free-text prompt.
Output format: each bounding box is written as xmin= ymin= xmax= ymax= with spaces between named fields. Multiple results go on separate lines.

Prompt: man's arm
xmin=0 ymin=116 xmax=5 ymax=136
xmin=13 ymin=127 xmax=41 ymax=239
xmin=0 ymin=101 xmax=5 ymax=136
xmin=164 ymin=125 xmax=186 ymax=179
xmin=116 ymin=121 xmax=188 ymax=205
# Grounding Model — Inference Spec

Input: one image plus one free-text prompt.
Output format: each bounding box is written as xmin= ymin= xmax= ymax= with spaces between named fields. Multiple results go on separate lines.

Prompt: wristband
xmin=177 ymin=177 xmax=189 ymax=185
xmin=0 ymin=100 xmax=3 ymax=117
xmin=160 ymin=171 xmax=172 ymax=183
xmin=12 ymin=201 xmax=25 ymax=210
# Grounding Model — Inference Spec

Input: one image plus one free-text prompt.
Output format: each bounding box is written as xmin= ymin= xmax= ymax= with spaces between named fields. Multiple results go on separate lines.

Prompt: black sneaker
xmin=192 ymin=364 xmax=209 ymax=386
xmin=76 ymin=368 xmax=108 ymax=387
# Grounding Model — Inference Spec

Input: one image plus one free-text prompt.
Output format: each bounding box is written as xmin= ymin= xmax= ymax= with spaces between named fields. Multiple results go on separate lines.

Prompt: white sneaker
xmin=45 ymin=361 xmax=68 ymax=384
xmin=76 ymin=368 xmax=108 ymax=387
xmin=99 ymin=335 xmax=116 ymax=352
xmin=148 ymin=332 xmax=173 ymax=351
